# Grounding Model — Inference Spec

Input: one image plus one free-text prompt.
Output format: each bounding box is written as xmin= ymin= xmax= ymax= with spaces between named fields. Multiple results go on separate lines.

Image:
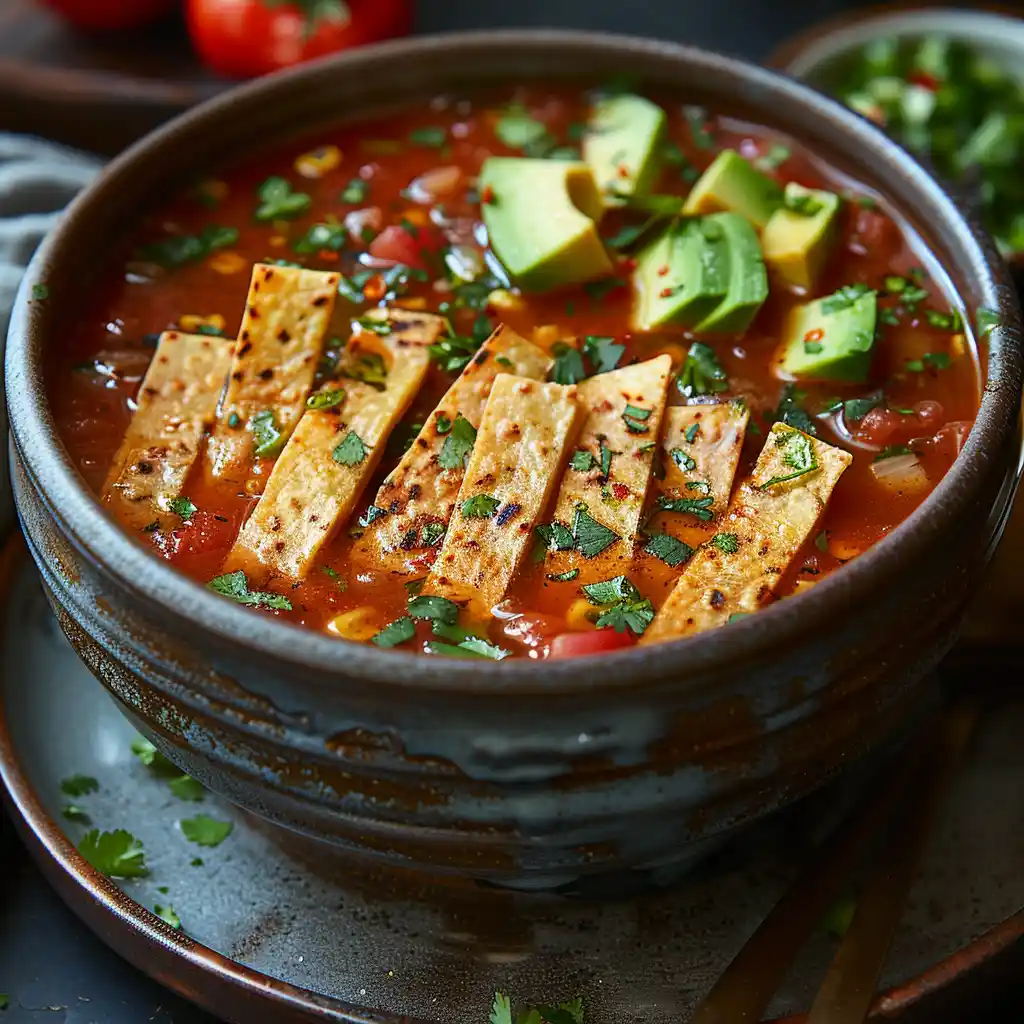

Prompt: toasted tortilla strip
xmin=646 ymin=402 xmax=750 ymax=550
xmin=226 ymin=331 xmax=432 ymax=580
xmin=544 ymin=355 xmax=671 ymax=576
xmin=352 ymin=324 xmax=551 ymax=573
xmin=643 ymin=424 xmax=851 ymax=643
xmin=206 ymin=263 xmax=339 ymax=484
xmin=424 ymin=375 xmax=583 ymax=622
xmin=102 ymin=331 xmax=233 ymax=530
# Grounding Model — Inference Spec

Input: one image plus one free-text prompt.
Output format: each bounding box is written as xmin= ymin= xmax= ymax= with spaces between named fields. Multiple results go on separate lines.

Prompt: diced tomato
xmin=167 ymin=510 xmax=238 ymax=564
xmin=550 ymin=630 xmax=637 ymax=659
xmin=852 ymin=207 xmax=898 ymax=251
xmin=913 ymin=399 xmax=945 ymax=429
xmin=856 ymin=407 xmax=903 ymax=446
xmin=368 ymin=224 xmax=443 ymax=270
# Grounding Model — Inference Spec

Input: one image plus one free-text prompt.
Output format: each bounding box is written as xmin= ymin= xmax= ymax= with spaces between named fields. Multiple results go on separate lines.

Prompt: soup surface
xmin=52 ymin=85 xmax=981 ymax=660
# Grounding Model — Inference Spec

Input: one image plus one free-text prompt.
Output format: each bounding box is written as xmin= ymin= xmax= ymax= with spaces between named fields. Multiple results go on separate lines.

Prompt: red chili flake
xmin=659 ymin=287 xmax=674 ymax=299
xmin=657 ymin=264 xmax=670 ymax=277
xmin=907 ymin=70 xmax=940 ymax=92
xmin=363 ymin=275 xmax=387 ymax=302
xmin=617 ymin=163 xmax=631 ymax=179
xmin=318 ymin=249 xmax=338 ymax=261
xmin=611 ymin=482 xmax=630 ymax=500
xmin=480 ymin=185 xmax=496 ymax=205
xmin=804 ymin=328 xmax=825 ymax=344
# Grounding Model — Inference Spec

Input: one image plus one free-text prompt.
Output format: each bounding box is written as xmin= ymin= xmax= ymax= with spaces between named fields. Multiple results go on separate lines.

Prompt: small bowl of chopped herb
xmin=772 ymin=6 xmax=1024 ymax=261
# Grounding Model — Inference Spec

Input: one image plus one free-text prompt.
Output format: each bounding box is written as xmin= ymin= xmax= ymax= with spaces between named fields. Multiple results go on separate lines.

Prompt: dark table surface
xmin=1 ymin=1 xmax=1022 ymax=1021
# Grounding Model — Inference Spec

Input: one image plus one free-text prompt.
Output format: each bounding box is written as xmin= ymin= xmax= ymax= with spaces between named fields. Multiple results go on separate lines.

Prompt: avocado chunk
xmin=780 ymin=286 xmax=878 ymax=382
xmin=696 ymin=213 xmax=769 ymax=333
xmin=683 ymin=149 xmax=783 ymax=229
xmin=762 ymin=184 xmax=843 ymax=291
xmin=583 ymin=94 xmax=667 ymax=205
xmin=479 ymin=157 xmax=614 ymax=292
xmin=633 ymin=218 xmax=729 ymax=331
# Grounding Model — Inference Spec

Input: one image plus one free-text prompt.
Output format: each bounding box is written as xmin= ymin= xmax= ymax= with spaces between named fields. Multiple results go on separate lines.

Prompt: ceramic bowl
xmin=6 ymin=30 xmax=1022 ymax=887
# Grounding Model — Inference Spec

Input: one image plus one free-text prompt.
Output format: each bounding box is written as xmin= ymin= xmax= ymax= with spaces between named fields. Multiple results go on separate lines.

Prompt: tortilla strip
xmin=102 ymin=331 xmax=233 ymax=531
xmin=642 ymin=424 xmax=851 ymax=642
xmin=352 ymin=324 xmax=552 ymax=573
xmin=226 ymin=326 xmax=436 ymax=581
xmin=544 ymin=355 xmax=671 ymax=578
xmin=646 ymin=401 xmax=750 ymax=550
xmin=424 ymin=375 xmax=583 ymax=622
xmin=206 ymin=263 xmax=339 ymax=484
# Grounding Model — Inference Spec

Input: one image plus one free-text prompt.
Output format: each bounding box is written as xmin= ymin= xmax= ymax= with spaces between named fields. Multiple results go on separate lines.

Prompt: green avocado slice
xmin=583 ymin=93 xmax=667 ymax=205
xmin=762 ymin=184 xmax=843 ymax=291
xmin=479 ymin=157 xmax=614 ymax=292
xmin=632 ymin=218 xmax=729 ymax=331
xmin=683 ymin=149 xmax=783 ymax=229
xmin=695 ymin=213 xmax=769 ymax=333
xmin=780 ymin=287 xmax=878 ymax=382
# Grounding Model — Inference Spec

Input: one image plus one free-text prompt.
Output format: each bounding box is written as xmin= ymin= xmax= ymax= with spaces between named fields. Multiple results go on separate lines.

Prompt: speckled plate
xmin=0 ymin=537 xmax=1021 ymax=1023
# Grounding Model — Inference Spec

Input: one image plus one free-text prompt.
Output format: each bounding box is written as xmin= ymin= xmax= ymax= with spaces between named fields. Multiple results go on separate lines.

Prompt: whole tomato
xmin=39 ymin=0 xmax=177 ymax=31
xmin=186 ymin=0 xmax=414 ymax=80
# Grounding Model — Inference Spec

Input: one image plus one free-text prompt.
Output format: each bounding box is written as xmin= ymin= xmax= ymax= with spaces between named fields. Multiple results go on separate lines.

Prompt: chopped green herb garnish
xmin=550 ymin=342 xmax=587 ymax=385
xmin=843 ymin=391 xmax=885 ymax=422
xmin=684 ymin=105 xmax=715 ymax=148
xmin=784 ymin=190 xmax=824 ymax=216
xmin=359 ymin=504 xmax=388 ymax=527
xmin=294 ymin=222 xmax=347 ymax=254
xmin=131 ymin=736 xmax=175 ymax=771
xmin=332 ymin=430 xmax=369 ymax=466
xmin=874 ymin=444 xmax=914 ymax=462
xmin=154 ymin=904 xmax=183 ymax=930
xmin=547 ymin=568 xmax=580 ymax=582
xmin=421 ymin=522 xmax=446 ymax=547
xmin=774 ymin=384 xmax=817 ymax=436
xmin=409 ymin=126 xmax=447 ymax=148
xmin=684 ymin=423 xmax=701 ymax=444
xmin=569 ymin=449 xmax=597 ymax=473
xmin=78 ymin=829 xmax=149 ymax=878
xmin=760 ymin=429 xmax=818 ymax=488
xmin=438 ymin=413 xmax=477 ymax=470
xmin=582 ymin=335 xmax=625 ymax=374
xmin=582 ymin=576 xmax=655 ymax=635
xmin=255 ymin=176 xmax=311 ymax=222
xmin=31 ymin=283 xmax=49 ymax=301
xmin=207 ymin=571 xmax=292 ymax=612
xmin=138 ymin=224 xmax=239 ymax=269
xmin=599 ymin=441 xmax=614 ymax=481
xmin=755 ymin=144 xmax=791 ymax=171
xmin=535 ymin=521 xmax=576 ymax=553
xmin=899 ymin=285 xmax=929 ymax=308
xmin=821 ymin=283 xmax=873 ymax=315
xmin=583 ymin=276 xmax=627 ymax=303
xmin=711 ymin=532 xmax=739 ymax=554
xmin=372 ymin=616 xmax=417 ymax=649
xmin=815 ymin=530 xmax=830 ymax=552
xmin=429 ymin=331 xmax=483 ymax=374
xmin=250 ymin=409 xmax=284 ymax=457
xmin=976 ymin=306 xmax=1000 ymax=337
xmin=670 ymin=447 xmax=696 ymax=472
xmin=879 ymin=307 xmax=901 ymax=326
xmin=435 ymin=413 xmax=452 ymax=434
xmin=180 ymin=814 xmax=233 ymax=848
xmin=168 ymin=496 xmax=197 ymax=521
xmin=408 ymin=594 xmax=459 ymax=625
xmin=61 ymin=774 xmax=99 ymax=797
xmin=679 ymin=341 xmax=728 ymax=398
xmin=884 ymin=274 xmax=908 ymax=294
xmin=925 ymin=308 xmax=962 ymax=330
xmin=63 ymin=804 xmax=90 ymax=824
xmin=341 ymin=177 xmax=369 ymax=204
xmin=355 ymin=315 xmax=393 ymax=336
xmin=341 ymin=351 xmax=388 ymax=390
xmin=905 ymin=351 xmax=951 ymax=372
xmin=572 ymin=506 xmax=620 ymax=558
xmin=307 ymin=387 xmax=346 ymax=410
xmin=622 ymin=403 xmax=653 ymax=433
xmin=657 ymin=495 xmax=714 ymax=522
xmin=168 ymin=775 xmax=205 ymax=802
xmin=822 ymin=895 xmax=857 ymax=939
xmin=495 ymin=109 xmax=551 ymax=150
xmin=461 ymin=494 xmax=500 ymax=518
xmin=644 ymin=533 xmax=693 ymax=567
xmin=727 ymin=612 xmax=752 ymax=624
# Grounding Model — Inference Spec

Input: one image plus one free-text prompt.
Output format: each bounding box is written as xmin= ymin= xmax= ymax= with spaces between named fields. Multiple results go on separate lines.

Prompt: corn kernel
xmin=295 ymin=145 xmax=342 ymax=179
xmin=487 ymin=288 xmax=523 ymax=313
xmin=830 ymin=537 xmax=865 ymax=561
xmin=269 ymin=235 xmax=286 ymax=248
xmin=326 ymin=606 xmax=380 ymax=641
xmin=401 ymin=208 xmax=429 ymax=227
xmin=565 ymin=598 xmax=600 ymax=631
xmin=178 ymin=313 xmax=226 ymax=334
xmin=395 ymin=297 xmax=428 ymax=311
xmin=951 ymin=332 xmax=966 ymax=359
xmin=654 ymin=342 xmax=688 ymax=368
xmin=533 ymin=324 xmax=561 ymax=347
xmin=208 ymin=250 xmax=247 ymax=275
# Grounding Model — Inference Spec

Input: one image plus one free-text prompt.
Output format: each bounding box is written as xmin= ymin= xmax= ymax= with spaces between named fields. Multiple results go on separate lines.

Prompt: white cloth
xmin=0 ymin=135 xmax=100 ymax=532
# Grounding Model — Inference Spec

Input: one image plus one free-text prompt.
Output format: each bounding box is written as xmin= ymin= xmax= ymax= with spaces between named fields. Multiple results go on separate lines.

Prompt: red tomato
xmin=185 ymin=0 xmax=413 ymax=80
xmin=856 ymin=407 xmax=902 ymax=447
xmin=368 ymin=224 xmax=442 ymax=270
xmin=550 ymin=630 xmax=637 ymax=659
xmin=40 ymin=0 xmax=176 ymax=31
xmin=165 ymin=510 xmax=239 ymax=564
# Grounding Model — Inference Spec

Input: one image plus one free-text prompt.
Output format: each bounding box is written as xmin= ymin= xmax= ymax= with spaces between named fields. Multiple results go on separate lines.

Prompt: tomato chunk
xmin=368 ymin=224 xmax=442 ymax=270
xmin=550 ymin=630 xmax=637 ymax=659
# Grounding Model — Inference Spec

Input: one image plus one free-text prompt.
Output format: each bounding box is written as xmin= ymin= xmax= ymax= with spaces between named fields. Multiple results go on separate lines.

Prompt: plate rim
xmin=0 ymin=536 xmax=1020 ymax=1023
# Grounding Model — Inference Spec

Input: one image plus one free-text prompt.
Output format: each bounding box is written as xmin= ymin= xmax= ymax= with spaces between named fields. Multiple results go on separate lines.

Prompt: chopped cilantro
xmin=679 ymin=341 xmax=728 ymax=398
xmin=307 ymin=387 xmax=346 ymax=410
xmin=905 ymin=352 xmax=951 ymax=372
xmin=755 ymin=144 xmax=791 ymax=171
xmin=547 ymin=568 xmax=580 ymax=582
xmin=354 ymin=315 xmax=393 ymax=336
xmin=131 ymin=736 xmax=175 ymax=772
xmin=535 ymin=521 xmax=576 ymax=553
xmin=250 ymin=409 xmax=284 ymax=457
xmin=372 ymin=616 xmax=416 ymax=649
xmin=550 ymin=342 xmax=586 ymax=385
xmin=495 ymin=109 xmax=550 ymax=150
xmin=684 ymin=423 xmax=701 ymax=444
xmin=341 ymin=178 xmax=369 ymax=204
xmin=622 ymin=403 xmax=652 ymax=433
xmin=884 ymin=274 xmax=908 ymax=293
xmin=728 ymin=612 xmax=752 ymax=624
xmin=925 ymin=309 xmax=962 ymax=330
xmin=899 ymin=285 xmax=929 ymax=309
xmin=582 ymin=576 xmax=654 ymax=634
xmin=599 ymin=441 xmax=614 ymax=480
xmin=760 ymin=429 xmax=818 ymax=488
xmin=62 ymin=804 xmax=90 ymax=824
xmin=815 ymin=531 xmax=830 ymax=552
xmin=879 ymin=307 xmax=901 ymax=326
xmin=358 ymin=504 xmax=388 ymax=527
xmin=435 ymin=413 xmax=452 ymax=434
xmin=572 ymin=506 xmax=620 ymax=558
xmin=342 ymin=352 xmax=388 ymax=390
xmin=461 ymin=494 xmax=500 ymax=518
xmin=976 ymin=306 xmax=1000 ymax=338
xmin=168 ymin=496 xmax=197 ymax=521
xmin=684 ymin=105 xmax=715 ymax=148
xmin=294 ymin=222 xmax=347 ymax=253
xmin=644 ymin=533 xmax=693 ymax=567
xmin=31 ymin=283 xmax=49 ymax=301
xmin=180 ymin=814 xmax=233 ymax=848
xmin=582 ymin=575 xmax=638 ymax=604
xmin=583 ymin=276 xmax=627 ymax=303
xmin=569 ymin=449 xmax=597 ymax=472
xmin=77 ymin=829 xmax=149 ymax=878
xmin=663 ymin=141 xmax=700 ymax=182
xmin=207 ymin=571 xmax=292 ymax=612
xmin=332 ymin=430 xmax=369 ymax=466
xmin=843 ymin=391 xmax=885 ymax=422
xmin=821 ymin=283 xmax=873 ymax=315
xmin=408 ymin=594 xmax=459 ymax=625
xmin=670 ymin=447 xmax=696 ymax=472
xmin=784 ymin=191 xmax=824 ymax=216
xmin=254 ymin=176 xmax=311 ymax=222
xmin=438 ymin=413 xmax=477 ymax=470
xmin=774 ymin=384 xmax=817 ymax=436
xmin=657 ymin=495 xmax=714 ymax=522
xmin=61 ymin=774 xmax=99 ymax=797
xmin=138 ymin=224 xmax=239 ymax=269
xmin=431 ymin=621 xmax=510 ymax=660
xmin=605 ymin=220 xmax=654 ymax=250
xmin=421 ymin=522 xmax=446 ymax=547
xmin=169 ymin=775 xmax=205 ymax=802
xmin=154 ymin=904 xmax=183 ymax=930
xmin=712 ymin=532 xmax=739 ymax=554
xmin=582 ymin=335 xmax=625 ymax=374
xmin=428 ymin=331 xmax=483 ymax=373
xmin=409 ymin=126 xmax=447 ymax=148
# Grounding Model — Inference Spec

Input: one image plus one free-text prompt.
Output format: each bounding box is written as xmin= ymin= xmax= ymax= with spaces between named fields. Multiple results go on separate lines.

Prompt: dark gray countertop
xmin=0 ymin=2 xmax=1021 ymax=1021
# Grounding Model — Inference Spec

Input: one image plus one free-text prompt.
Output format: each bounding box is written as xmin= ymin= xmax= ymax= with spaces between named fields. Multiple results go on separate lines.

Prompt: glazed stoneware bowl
xmin=6 ymin=31 xmax=1023 ymax=887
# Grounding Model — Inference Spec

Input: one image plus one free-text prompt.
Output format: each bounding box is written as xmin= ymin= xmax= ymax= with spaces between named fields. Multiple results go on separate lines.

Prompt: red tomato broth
xmin=49 ymin=86 xmax=981 ymax=659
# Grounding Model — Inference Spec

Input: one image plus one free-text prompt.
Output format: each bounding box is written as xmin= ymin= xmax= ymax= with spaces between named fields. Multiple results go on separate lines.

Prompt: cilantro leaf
xmin=154 ymin=904 xmax=183 ymax=930
xmin=342 ymin=352 xmax=388 ymax=390
xmin=679 ymin=342 xmax=728 ymax=398
xmin=61 ymin=774 xmax=99 ymax=797
xmin=670 ymin=447 xmax=696 ymax=471
xmin=168 ymin=496 xmax=197 ymax=522
xmin=596 ymin=599 xmax=655 ymax=634
xmin=535 ymin=522 xmax=576 ymax=553
xmin=407 ymin=594 xmax=459 ymax=625
xmin=438 ymin=413 xmax=477 ymax=470
xmin=572 ymin=506 xmax=620 ymax=558
xmin=359 ymin=504 xmax=388 ymax=527
xmin=491 ymin=991 xmax=514 ymax=1024
xmin=755 ymin=143 xmax=791 ymax=171
xmin=372 ymin=616 xmax=416 ymax=649
xmin=431 ymin=621 xmax=511 ymax=660
xmin=332 ymin=430 xmax=369 ymax=466
xmin=307 ymin=387 xmax=346 ymax=410
xmin=409 ymin=126 xmax=447 ymax=148
xmin=976 ymin=306 xmax=1000 ymax=338
xmin=250 ymin=409 xmax=284 ymax=457
xmin=207 ymin=571 xmax=292 ymax=612
xmin=582 ymin=575 xmax=639 ymax=604
xmin=180 ymin=814 xmax=233 ymax=848
xmin=821 ymin=283 xmax=873 ymax=315
xmin=644 ymin=533 xmax=693 ymax=567
xmin=496 ymin=110 xmax=551 ymax=150
xmin=77 ymin=829 xmax=149 ymax=878
xmin=462 ymin=494 xmax=500 ymax=518
xmin=760 ymin=429 xmax=818 ymax=488
xmin=712 ymin=532 xmax=739 ymax=553
xmin=168 ymin=775 xmax=205 ymax=802
xmin=622 ymin=403 xmax=652 ymax=433
xmin=547 ymin=568 xmax=580 ymax=582
xmin=582 ymin=335 xmax=625 ymax=374
xmin=421 ymin=522 xmax=446 ymax=547
xmin=550 ymin=342 xmax=586 ymax=385
xmin=255 ymin=176 xmax=311 ymax=222
xmin=774 ymin=384 xmax=817 ymax=436
xmin=569 ymin=449 xmax=596 ymax=472
xmin=63 ymin=804 xmax=91 ymax=824
xmin=294 ymin=222 xmax=347 ymax=253
xmin=31 ymin=283 xmax=49 ymax=301
xmin=130 ymin=736 xmax=177 ymax=774
xmin=341 ymin=178 xmax=369 ymax=204
xmin=656 ymin=495 xmax=714 ymax=522
xmin=843 ymin=391 xmax=885 ymax=422
xmin=138 ymin=224 xmax=239 ymax=269
xmin=874 ymin=444 xmax=914 ymax=462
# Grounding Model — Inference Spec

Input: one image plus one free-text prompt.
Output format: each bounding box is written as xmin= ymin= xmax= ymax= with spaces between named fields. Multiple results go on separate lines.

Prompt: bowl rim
xmin=6 ymin=27 xmax=1022 ymax=694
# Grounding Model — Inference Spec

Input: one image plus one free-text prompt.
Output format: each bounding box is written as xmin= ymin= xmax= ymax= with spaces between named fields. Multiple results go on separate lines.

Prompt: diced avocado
xmin=780 ymin=286 xmax=878 ymax=382
xmin=762 ymin=184 xmax=842 ymax=291
xmin=633 ymin=219 xmax=728 ymax=331
xmin=583 ymin=94 xmax=667 ymax=205
xmin=696 ymin=213 xmax=768 ymax=333
xmin=683 ymin=149 xmax=783 ymax=229
xmin=479 ymin=157 xmax=614 ymax=292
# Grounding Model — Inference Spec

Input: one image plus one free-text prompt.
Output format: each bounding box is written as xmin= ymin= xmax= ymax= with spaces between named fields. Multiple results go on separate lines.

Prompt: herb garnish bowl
xmin=7 ymin=30 xmax=1022 ymax=886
